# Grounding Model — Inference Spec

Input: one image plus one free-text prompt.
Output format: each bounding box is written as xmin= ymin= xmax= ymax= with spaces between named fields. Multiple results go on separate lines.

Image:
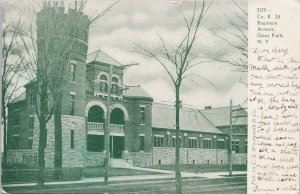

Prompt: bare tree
xmin=211 ymin=0 xmax=248 ymax=72
xmin=134 ymin=1 xmax=214 ymax=193
xmin=2 ymin=16 xmax=26 ymax=165
xmin=18 ymin=0 xmax=118 ymax=185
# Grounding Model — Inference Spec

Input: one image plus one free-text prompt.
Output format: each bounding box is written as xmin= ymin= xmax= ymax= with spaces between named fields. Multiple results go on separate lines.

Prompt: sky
xmin=3 ymin=0 xmax=248 ymax=109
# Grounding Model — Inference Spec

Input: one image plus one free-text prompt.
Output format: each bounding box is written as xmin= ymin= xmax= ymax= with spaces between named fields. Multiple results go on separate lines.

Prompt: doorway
xmin=110 ymin=136 xmax=125 ymax=158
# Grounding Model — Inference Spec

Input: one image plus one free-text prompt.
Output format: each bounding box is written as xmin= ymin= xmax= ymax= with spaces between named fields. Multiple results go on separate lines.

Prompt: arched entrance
xmin=109 ymin=108 xmax=125 ymax=158
xmin=88 ymin=105 xmax=105 ymax=123
xmin=87 ymin=105 xmax=105 ymax=152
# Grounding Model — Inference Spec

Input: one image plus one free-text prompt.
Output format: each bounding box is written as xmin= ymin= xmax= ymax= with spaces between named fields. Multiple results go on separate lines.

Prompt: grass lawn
xmin=151 ymin=164 xmax=247 ymax=173
xmin=82 ymin=167 xmax=164 ymax=178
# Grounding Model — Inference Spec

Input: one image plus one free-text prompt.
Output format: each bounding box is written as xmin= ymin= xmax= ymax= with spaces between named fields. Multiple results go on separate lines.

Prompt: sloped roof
xmin=10 ymin=91 xmax=26 ymax=104
xmin=123 ymin=86 xmax=153 ymax=100
xmin=201 ymin=105 xmax=247 ymax=127
xmin=87 ymin=50 xmax=123 ymax=66
xmin=152 ymin=103 xmax=224 ymax=134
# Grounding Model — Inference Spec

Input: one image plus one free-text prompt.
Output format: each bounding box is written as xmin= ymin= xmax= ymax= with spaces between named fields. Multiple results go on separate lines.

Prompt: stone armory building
xmin=6 ymin=6 xmax=247 ymax=168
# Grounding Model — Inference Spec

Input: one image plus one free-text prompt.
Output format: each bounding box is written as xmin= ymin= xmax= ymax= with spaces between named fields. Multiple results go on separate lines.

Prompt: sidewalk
xmin=3 ymin=169 xmax=246 ymax=188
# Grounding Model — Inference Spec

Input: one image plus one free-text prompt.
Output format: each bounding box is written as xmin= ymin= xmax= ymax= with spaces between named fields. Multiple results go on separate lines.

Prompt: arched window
xmin=88 ymin=105 xmax=105 ymax=123
xmin=112 ymin=77 xmax=119 ymax=94
xmin=99 ymin=74 xmax=108 ymax=93
xmin=110 ymin=108 xmax=125 ymax=125
xmin=100 ymin=75 xmax=108 ymax=81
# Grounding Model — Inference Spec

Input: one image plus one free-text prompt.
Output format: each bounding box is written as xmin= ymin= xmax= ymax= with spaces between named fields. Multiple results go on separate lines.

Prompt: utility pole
xmin=104 ymin=62 xmax=139 ymax=184
xmin=229 ymin=99 xmax=233 ymax=176
xmin=104 ymin=64 xmax=112 ymax=184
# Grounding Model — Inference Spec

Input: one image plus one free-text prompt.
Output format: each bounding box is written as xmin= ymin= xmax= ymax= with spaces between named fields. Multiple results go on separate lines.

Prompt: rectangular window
xmin=154 ymin=136 xmax=164 ymax=147
xmin=71 ymin=64 xmax=76 ymax=81
xmin=70 ymin=94 xmax=75 ymax=115
xmin=245 ymin=140 xmax=247 ymax=153
xmin=13 ymin=113 xmax=20 ymax=127
xmin=70 ymin=130 xmax=75 ymax=149
xmin=204 ymin=139 xmax=211 ymax=149
xmin=172 ymin=136 xmax=181 ymax=148
xmin=188 ymin=138 xmax=197 ymax=148
xmin=140 ymin=106 xmax=145 ymax=124
xmin=29 ymin=116 xmax=34 ymax=129
xmin=172 ymin=136 xmax=176 ymax=147
xmin=232 ymin=140 xmax=239 ymax=153
xmin=13 ymin=135 xmax=19 ymax=150
xmin=87 ymin=135 xmax=104 ymax=152
xmin=139 ymin=135 xmax=145 ymax=151
xmin=217 ymin=140 xmax=225 ymax=149
xmin=28 ymin=138 xmax=33 ymax=149
xmin=29 ymin=93 xmax=36 ymax=107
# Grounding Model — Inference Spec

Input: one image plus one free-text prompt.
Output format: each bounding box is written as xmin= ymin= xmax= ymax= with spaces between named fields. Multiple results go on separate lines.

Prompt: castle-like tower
xmin=35 ymin=3 xmax=91 ymax=167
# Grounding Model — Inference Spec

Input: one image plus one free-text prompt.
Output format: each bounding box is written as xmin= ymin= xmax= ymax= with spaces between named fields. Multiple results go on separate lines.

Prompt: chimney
xmin=205 ymin=106 xmax=211 ymax=110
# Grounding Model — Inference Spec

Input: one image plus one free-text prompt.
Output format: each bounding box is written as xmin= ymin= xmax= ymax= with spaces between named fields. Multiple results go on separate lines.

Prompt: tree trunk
xmin=2 ymin=107 xmax=7 ymax=166
xmin=175 ymin=85 xmax=182 ymax=194
xmin=37 ymin=81 xmax=48 ymax=187
xmin=38 ymin=117 xmax=47 ymax=186
xmin=54 ymin=99 xmax=62 ymax=180
xmin=1 ymin=88 xmax=7 ymax=166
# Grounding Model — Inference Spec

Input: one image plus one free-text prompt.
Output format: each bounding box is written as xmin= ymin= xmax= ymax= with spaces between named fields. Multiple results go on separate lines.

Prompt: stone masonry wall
xmin=85 ymin=152 xmax=106 ymax=167
xmin=6 ymin=150 xmax=38 ymax=168
xmin=152 ymin=147 xmax=228 ymax=165
xmin=44 ymin=115 xmax=86 ymax=168
xmin=123 ymin=151 xmax=152 ymax=167
xmin=232 ymin=153 xmax=247 ymax=164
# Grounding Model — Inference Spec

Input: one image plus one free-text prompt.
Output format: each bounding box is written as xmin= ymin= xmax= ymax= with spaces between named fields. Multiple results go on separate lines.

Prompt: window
xmin=172 ymin=136 xmax=181 ymax=147
xmin=99 ymin=74 xmax=108 ymax=93
xmin=70 ymin=130 xmax=75 ymax=149
xmin=204 ymin=139 xmax=211 ymax=149
xmin=112 ymin=77 xmax=119 ymax=94
xmin=233 ymin=126 xmax=240 ymax=133
xmin=12 ymin=135 xmax=19 ymax=149
xmin=139 ymin=135 xmax=145 ymax=151
xmin=13 ymin=113 xmax=20 ymax=127
xmin=182 ymin=136 xmax=186 ymax=148
xmin=140 ymin=106 xmax=146 ymax=124
xmin=217 ymin=140 xmax=225 ymax=149
xmin=28 ymin=138 xmax=33 ymax=149
xmin=188 ymin=138 xmax=197 ymax=148
xmin=232 ymin=140 xmax=239 ymax=153
xmin=70 ymin=94 xmax=75 ymax=115
xmin=87 ymin=135 xmax=104 ymax=152
xmin=154 ymin=135 xmax=164 ymax=147
xmin=29 ymin=116 xmax=34 ymax=129
xmin=29 ymin=93 xmax=36 ymax=107
xmin=172 ymin=136 xmax=176 ymax=147
xmin=70 ymin=64 xmax=76 ymax=82
xmin=244 ymin=140 xmax=248 ymax=153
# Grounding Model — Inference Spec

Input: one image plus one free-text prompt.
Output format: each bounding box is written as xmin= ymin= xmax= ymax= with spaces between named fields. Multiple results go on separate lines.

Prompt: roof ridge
xmin=200 ymin=105 xmax=241 ymax=111
xmin=99 ymin=49 xmax=122 ymax=66
xmin=87 ymin=49 xmax=123 ymax=66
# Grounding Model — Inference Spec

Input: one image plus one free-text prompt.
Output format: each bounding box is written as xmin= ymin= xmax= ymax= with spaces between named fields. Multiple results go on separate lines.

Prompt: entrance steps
xmin=109 ymin=158 xmax=133 ymax=168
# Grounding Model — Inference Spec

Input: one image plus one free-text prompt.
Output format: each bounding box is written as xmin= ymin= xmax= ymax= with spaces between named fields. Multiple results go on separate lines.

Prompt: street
xmin=4 ymin=175 xmax=246 ymax=194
